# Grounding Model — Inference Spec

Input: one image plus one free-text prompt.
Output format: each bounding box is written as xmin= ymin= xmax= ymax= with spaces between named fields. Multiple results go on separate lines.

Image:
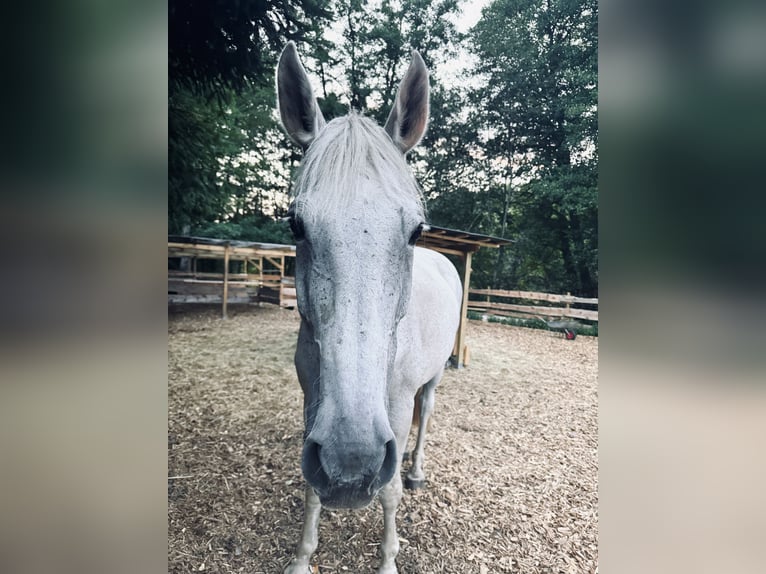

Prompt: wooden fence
xmin=468 ymin=289 xmax=598 ymax=322
xmin=168 ymin=270 xmax=297 ymax=308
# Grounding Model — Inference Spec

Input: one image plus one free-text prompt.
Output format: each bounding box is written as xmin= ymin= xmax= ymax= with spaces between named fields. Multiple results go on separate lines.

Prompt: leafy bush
xmin=193 ymin=215 xmax=294 ymax=245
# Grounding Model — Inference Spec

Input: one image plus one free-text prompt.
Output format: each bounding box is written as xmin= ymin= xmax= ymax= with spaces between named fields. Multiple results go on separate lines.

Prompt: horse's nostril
xmin=302 ymin=439 xmax=331 ymax=491
xmin=377 ymin=439 xmax=398 ymax=486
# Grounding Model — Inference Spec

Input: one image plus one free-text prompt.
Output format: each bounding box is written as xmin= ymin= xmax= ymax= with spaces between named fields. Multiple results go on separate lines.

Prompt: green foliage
xmin=168 ymin=88 xmax=231 ymax=233
xmin=168 ymin=84 xmax=296 ymax=233
xmin=193 ymin=214 xmax=293 ymax=245
xmin=464 ymin=0 xmax=598 ymax=296
xmin=336 ymin=0 xmax=462 ymax=121
xmin=169 ymin=0 xmax=331 ymax=233
xmin=169 ymin=0 xmax=333 ymax=96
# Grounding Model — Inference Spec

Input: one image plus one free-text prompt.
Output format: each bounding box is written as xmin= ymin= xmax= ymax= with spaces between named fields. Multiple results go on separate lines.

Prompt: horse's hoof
xmin=283 ymin=561 xmax=314 ymax=574
xmin=404 ymin=476 xmax=425 ymax=490
xmin=401 ymin=451 xmax=410 ymax=463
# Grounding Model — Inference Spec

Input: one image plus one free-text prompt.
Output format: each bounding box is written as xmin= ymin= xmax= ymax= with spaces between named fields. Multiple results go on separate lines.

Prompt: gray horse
xmin=277 ymin=42 xmax=461 ymax=574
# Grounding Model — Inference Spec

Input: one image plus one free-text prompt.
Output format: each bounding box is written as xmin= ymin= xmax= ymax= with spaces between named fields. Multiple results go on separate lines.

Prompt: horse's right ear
xmin=277 ymin=42 xmax=326 ymax=150
xmin=384 ymin=50 xmax=429 ymax=154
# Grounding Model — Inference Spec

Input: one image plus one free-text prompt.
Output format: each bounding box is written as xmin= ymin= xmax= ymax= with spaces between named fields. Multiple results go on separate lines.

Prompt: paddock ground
xmin=168 ymin=304 xmax=598 ymax=574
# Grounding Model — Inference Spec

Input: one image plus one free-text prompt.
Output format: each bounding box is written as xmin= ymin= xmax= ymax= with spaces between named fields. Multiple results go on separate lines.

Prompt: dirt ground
xmin=168 ymin=304 xmax=598 ymax=574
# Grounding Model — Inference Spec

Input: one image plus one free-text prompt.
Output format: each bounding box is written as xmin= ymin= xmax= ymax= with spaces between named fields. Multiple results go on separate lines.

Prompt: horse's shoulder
xmin=413 ymin=247 xmax=461 ymax=301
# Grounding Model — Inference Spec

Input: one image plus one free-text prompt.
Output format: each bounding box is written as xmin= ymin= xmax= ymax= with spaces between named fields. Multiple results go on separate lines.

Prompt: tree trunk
xmin=556 ymin=218 xmax=580 ymax=295
xmin=491 ymin=182 xmax=511 ymax=288
xmin=569 ymin=212 xmax=596 ymax=297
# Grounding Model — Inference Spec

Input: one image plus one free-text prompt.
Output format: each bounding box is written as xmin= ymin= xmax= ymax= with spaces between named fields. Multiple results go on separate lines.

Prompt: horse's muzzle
xmin=301 ymin=438 xmax=398 ymax=508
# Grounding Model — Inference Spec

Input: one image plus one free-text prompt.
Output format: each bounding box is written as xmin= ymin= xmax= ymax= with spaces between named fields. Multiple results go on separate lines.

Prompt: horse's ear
xmin=277 ymin=42 xmax=326 ymax=150
xmin=384 ymin=50 xmax=429 ymax=154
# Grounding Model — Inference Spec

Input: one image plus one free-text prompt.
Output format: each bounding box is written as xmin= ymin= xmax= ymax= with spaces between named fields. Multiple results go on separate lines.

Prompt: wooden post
xmin=257 ymin=256 xmax=263 ymax=305
xmin=222 ymin=245 xmax=231 ymax=319
xmin=454 ymin=250 xmax=473 ymax=368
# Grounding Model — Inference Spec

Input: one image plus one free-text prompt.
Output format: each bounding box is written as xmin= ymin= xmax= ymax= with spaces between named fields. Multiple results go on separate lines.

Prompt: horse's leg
xmin=284 ymin=487 xmax=321 ymax=574
xmin=405 ymin=369 xmax=441 ymax=489
xmin=402 ymin=387 xmax=424 ymax=463
xmin=378 ymin=471 xmax=403 ymax=574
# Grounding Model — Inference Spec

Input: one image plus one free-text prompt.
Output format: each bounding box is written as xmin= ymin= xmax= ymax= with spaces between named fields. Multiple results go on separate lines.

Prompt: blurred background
xmin=600 ymin=0 xmax=766 ymax=573
xmin=0 ymin=2 xmax=167 ymax=574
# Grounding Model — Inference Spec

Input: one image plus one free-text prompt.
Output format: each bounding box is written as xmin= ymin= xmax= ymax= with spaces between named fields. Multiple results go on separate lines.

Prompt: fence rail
xmin=168 ymin=272 xmax=297 ymax=308
xmin=468 ymin=288 xmax=598 ymax=322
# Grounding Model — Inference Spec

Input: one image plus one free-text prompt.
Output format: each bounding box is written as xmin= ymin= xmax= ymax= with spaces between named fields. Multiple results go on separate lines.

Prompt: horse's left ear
xmin=384 ymin=50 xmax=429 ymax=154
xmin=277 ymin=42 xmax=326 ymax=150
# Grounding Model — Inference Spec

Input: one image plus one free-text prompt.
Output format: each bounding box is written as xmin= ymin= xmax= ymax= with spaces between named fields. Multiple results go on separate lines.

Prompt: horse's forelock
xmin=291 ymin=113 xmax=424 ymax=221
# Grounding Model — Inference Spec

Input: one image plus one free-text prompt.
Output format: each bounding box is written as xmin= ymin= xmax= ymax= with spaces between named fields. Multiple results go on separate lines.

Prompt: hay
xmin=168 ymin=304 xmax=598 ymax=574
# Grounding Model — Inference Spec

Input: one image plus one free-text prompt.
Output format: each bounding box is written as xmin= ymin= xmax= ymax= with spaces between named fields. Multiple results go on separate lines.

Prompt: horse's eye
xmin=408 ymin=224 xmax=423 ymax=246
xmin=289 ymin=216 xmax=305 ymax=241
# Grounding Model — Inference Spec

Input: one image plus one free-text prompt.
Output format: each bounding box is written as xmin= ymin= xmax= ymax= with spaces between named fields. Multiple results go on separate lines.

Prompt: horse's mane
xmin=291 ymin=112 xmax=425 ymax=221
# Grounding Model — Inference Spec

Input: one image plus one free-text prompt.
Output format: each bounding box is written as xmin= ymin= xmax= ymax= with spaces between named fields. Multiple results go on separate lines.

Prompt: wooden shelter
xmin=168 ymin=225 xmax=511 ymax=367
xmin=168 ymin=236 xmax=296 ymax=318
xmin=415 ymin=225 xmax=513 ymax=367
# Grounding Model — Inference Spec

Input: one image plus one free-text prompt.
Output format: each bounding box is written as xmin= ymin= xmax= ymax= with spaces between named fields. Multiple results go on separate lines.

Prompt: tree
xmin=469 ymin=0 xmax=598 ymax=295
xmin=168 ymin=88 xmax=230 ymax=233
xmin=332 ymin=1 xmax=475 ymax=218
xmin=334 ymin=0 xmax=460 ymax=119
xmin=169 ymin=0 xmax=332 ymax=96
xmin=169 ymin=0 xmax=333 ymax=233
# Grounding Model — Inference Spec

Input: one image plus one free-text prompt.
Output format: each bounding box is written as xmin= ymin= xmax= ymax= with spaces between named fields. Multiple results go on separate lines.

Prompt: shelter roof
xmin=417 ymin=225 xmax=513 ymax=255
xmin=168 ymin=235 xmax=296 ymax=259
xmin=168 ymin=226 xmax=512 ymax=259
